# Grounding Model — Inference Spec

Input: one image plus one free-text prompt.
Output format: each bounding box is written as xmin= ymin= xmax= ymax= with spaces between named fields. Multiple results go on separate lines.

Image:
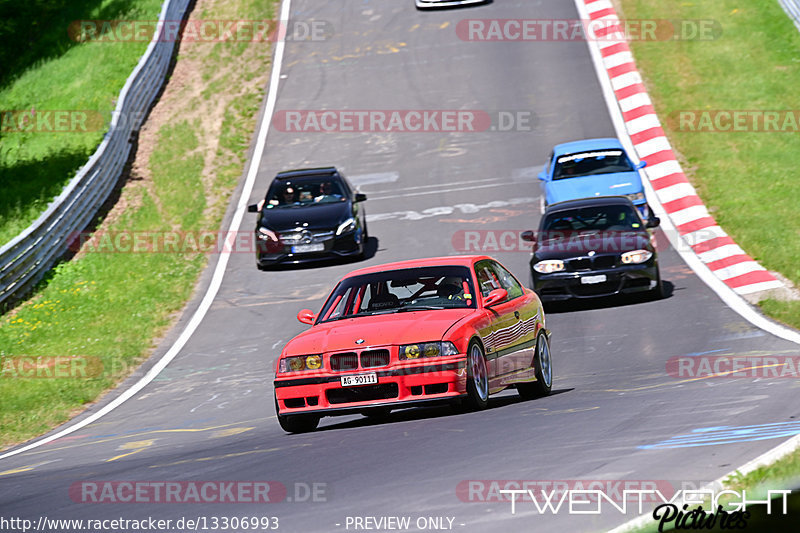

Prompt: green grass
xmin=0 ymin=0 xmax=277 ymax=448
xmin=0 ymin=0 xmax=164 ymax=246
xmin=618 ymin=1 xmax=800 ymax=328
xmin=619 ymin=0 xmax=800 ymax=524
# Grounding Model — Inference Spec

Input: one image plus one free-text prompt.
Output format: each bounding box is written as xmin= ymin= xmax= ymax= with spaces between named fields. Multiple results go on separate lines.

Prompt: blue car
xmin=538 ymin=138 xmax=650 ymax=219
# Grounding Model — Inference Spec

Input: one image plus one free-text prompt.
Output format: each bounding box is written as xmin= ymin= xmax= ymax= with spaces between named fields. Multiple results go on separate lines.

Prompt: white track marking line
xmin=654 ymin=182 xmax=696 ymax=204
xmin=0 ymin=0 xmax=294 ymax=461
xmin=368 ymin=182 xmax=505 ymax=201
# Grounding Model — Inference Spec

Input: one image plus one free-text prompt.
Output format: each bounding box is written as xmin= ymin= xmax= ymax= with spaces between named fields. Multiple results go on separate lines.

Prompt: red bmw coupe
xmin=273 ymin=255 xmax=552 ymax=432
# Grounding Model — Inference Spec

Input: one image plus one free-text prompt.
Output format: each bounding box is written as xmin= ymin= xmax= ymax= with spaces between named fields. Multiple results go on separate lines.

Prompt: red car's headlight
xmin=399 ymin=341 xmax=458 ymax=360
xmin=279 ymin=354 xmax=323 ymax=372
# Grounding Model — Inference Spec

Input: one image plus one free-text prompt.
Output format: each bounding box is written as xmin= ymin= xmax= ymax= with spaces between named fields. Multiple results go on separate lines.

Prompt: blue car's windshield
xmin=553 ymin=150 xmax=634 ymax=180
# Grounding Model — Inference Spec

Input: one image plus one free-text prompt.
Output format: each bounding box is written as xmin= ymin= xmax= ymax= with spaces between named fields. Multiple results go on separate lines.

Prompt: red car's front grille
xmin=329 ymin=349 xmax=391 ymax=371
xmin=330 ymin=352 xmax=358 ymax=371
xmin=360 ymin=349 xmax=390 ymax=368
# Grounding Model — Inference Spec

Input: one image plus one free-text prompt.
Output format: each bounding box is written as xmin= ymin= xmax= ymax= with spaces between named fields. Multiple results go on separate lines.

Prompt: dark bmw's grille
xmin=360 ymin=349 xmax=390 ymax=368
xmin=330 ymin=352 xmax=358 ymax=371
xmin=571 ymin=278 xmax=621 ymax=296
xmin=567 ymin=258 xmax=592 ymax=271
xmin=566 ymin=255 xmax=618 ymax=271
xmin=593 ymin=255 xmax=617 ymax=269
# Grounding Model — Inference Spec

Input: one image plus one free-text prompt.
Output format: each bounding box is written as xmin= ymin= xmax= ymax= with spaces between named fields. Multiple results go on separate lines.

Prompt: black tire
xmin=517 ymin=331 xmax=552 ymax=400
xmin=465 ymin=339 xmax=489 ymax=410
xmin=277 ymin=413 xmax=319 ymax=433
xmin=275 ymin=398 xmax=319 ymax=433
xmin=651 ymin=269 xmax=666 ymax=300
xmin=361 ymin=407 xmax=391 ymax=419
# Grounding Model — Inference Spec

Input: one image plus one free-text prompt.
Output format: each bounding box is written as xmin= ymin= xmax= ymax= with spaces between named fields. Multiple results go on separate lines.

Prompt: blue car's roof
xmin=552 ymin=138 xmax=625 ymax=159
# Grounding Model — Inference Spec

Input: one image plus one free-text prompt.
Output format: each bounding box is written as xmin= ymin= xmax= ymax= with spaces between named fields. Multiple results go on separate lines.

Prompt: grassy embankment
xmin=0 ymin=0 xmax=278 ymax=448
xmin=619 ymin=1 xmax=800 ymax=530
xmin=618 ymin=0 xmax=800 ymax=328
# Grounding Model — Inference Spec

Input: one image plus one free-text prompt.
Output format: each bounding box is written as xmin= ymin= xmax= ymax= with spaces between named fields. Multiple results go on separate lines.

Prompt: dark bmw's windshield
xmin=264 ymin=176 xmax=346 ymax=209
xmin=553 ymin=150 xmax=634 ymax=180
xmin=542 ymin=204 xmax=643 ymax=233
xmin=317 ymin=266 xmax=477 ymax=323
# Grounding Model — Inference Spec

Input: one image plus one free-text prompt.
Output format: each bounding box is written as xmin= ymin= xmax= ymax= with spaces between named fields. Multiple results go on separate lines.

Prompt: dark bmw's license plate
xmin=580 ymin=274 xmax=607 ymax=285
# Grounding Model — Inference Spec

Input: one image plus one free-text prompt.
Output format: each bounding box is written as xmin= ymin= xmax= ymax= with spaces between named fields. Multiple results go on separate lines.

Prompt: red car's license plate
xmin=340 ymin=373 xmax=378 ymax=387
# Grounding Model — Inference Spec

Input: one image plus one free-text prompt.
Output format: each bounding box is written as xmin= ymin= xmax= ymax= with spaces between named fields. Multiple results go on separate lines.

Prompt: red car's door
xmin=475 ymin=260 xmax=539 ymax=388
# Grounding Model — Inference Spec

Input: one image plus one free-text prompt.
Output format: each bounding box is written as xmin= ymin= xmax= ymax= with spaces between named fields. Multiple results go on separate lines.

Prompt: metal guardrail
xmin=780 ymin=0 xmax=800 ymax=31
xmin=0 ymin=0 xmax=192 ymax=308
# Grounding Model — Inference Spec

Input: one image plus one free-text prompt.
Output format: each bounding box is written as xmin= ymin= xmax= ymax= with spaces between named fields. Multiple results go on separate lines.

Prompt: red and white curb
xmin=582 ymin=0 xmax=784 ymax=297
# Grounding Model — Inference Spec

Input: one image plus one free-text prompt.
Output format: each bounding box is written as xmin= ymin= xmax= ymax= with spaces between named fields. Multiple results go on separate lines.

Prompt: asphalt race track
xmin=2 ymin=1 xmax=799 ymax=532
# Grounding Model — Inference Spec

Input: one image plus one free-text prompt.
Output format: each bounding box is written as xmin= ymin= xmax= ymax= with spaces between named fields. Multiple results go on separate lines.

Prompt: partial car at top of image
xmin=538 ymin=138 xmax=651 ymax=220
xmin=247 ymin=167 xmax=367 ymax=269
xmin=415 ymin=0 xmax=489 ymax=9
xmin=523 ymin=196 xmax=664 ymax=302
xmin=273 ymin=255 xmax=552 ymax=433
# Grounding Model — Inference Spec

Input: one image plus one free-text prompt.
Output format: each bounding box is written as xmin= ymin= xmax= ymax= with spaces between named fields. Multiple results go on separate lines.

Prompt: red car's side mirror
xmin=297 ymin=309 xmax=316 ymax=325
xmin=483 ymin=288 xmax=508 ymax=307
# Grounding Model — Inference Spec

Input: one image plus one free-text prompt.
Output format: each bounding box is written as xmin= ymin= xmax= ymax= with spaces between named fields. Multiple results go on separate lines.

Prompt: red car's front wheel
xmin=465 ymin=340 xmax=489 ymax=410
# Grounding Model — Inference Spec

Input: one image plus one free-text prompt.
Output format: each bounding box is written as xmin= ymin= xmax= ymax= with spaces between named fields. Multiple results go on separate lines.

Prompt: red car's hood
xmin=284 ymin=309 xmax=475 ymax=355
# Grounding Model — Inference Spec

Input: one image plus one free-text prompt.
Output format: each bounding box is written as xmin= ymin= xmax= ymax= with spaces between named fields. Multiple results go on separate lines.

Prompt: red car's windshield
xmin=317 ymin=266 xmax=477 ymax=323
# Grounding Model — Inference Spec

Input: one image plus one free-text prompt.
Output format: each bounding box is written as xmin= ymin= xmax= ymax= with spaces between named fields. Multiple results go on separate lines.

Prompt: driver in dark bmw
xmin=248 ymin=167 xmax=367 ymax=268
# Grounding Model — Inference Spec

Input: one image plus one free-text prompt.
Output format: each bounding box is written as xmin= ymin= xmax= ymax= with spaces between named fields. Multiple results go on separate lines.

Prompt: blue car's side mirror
xmin=636 ymin=160 xmax=648 ymax=170
xmin=538 ymin=171 xmax=547 ymax=181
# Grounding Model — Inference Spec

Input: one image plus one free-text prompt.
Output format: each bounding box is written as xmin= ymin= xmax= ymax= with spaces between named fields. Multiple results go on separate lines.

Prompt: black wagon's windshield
xmin=264 ymin=176 xmax=346 ymax=209
xmin=542 ymin=204 xmax=643 ymax=233
xmin=553 ymin=150 xmax=634 ymax=180
xmin=317 ymin=266 xmax=477 ymax=323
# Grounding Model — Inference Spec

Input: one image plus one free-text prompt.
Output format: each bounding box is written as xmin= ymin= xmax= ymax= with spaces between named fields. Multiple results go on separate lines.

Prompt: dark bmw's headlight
xmin=533 ymin=259 xmax=565 ymax=274
xmin=621 ymin=249 xmax=653 ymax=264
xmin=336 ymin=218 xmax=356 ymax=235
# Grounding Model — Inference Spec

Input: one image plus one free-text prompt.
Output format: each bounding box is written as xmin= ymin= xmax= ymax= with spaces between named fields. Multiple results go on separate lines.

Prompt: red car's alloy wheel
xmin=466 ymin=340 xmax=489 ymax=410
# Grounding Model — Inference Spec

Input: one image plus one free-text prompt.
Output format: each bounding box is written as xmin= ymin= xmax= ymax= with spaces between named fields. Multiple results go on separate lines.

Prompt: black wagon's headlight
xmin=336 ymin=218 xmax=356 ymax=235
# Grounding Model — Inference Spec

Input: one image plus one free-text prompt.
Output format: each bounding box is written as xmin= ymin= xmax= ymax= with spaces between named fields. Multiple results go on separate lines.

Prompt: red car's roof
xmin=343 ymin=255 xmax=492 ymax=278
